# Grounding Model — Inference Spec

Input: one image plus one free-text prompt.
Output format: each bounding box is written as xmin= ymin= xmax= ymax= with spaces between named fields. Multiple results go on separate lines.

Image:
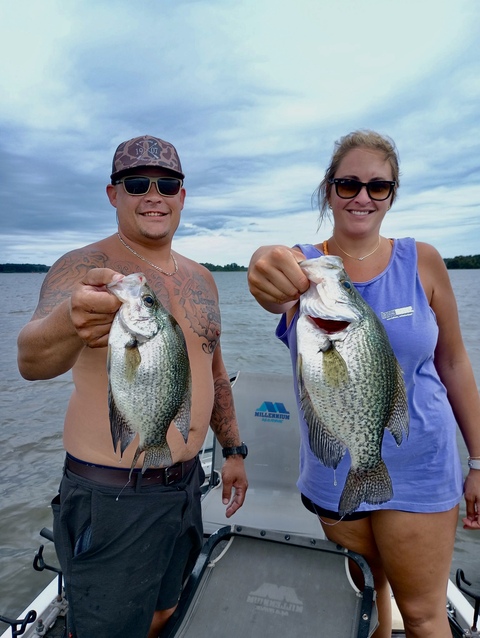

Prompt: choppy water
xmin=0 ymin=271 xmax=478 ymax=620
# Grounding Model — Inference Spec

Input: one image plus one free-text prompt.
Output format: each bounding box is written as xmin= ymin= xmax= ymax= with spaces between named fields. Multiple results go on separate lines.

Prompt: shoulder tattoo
xmin=34 ymin=250 xmax=109 ymax=317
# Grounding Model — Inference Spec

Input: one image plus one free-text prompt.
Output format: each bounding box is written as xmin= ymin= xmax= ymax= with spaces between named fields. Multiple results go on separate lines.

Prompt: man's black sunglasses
xmin=113 ymin=176 xmax=183 ymax=197
xmin=329 ymin=178 xmax=396 ymax=201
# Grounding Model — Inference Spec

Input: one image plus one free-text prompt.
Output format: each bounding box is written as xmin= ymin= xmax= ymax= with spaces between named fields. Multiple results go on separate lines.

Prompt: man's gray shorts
xmin=52 ymin=456 xmax=205 ymax=638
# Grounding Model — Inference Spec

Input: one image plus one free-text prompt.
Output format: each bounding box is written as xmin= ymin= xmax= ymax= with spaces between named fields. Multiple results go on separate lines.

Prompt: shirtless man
xmin=17 ymin=135 xmax=248 ymax=638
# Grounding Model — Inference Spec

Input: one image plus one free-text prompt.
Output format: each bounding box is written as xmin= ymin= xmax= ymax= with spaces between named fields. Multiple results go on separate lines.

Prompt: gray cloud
xmin=1 ymin=0 xmax=479 ymax=265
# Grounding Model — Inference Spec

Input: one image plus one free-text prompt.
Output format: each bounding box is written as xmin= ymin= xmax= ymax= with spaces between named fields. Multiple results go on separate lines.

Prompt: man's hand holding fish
xmin=70 ymin=268 xmax=124 ymax=347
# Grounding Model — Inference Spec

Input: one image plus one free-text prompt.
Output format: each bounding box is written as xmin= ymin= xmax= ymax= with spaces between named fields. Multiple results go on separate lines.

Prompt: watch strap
xmin=222 ymin=443 xmax=248 ymax=459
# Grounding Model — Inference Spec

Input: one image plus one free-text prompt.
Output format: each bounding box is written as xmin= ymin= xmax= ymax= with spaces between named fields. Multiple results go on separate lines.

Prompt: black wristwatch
xmin=222 ymin=443 xmax=248 ymax=459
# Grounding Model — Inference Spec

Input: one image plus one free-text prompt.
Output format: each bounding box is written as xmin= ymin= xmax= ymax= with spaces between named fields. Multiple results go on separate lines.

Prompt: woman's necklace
xmin=117 ymin=233 xmax=178 ymax=276
xmin=327 ymin=236 xmax=382 ymax=261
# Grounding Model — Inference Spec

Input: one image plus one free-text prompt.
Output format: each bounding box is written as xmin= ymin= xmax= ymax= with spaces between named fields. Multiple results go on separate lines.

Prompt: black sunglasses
xmin=329 ymin=178 xmax=396 ymax=201
xmin=113 ymin=176 xmax=183 ymax=197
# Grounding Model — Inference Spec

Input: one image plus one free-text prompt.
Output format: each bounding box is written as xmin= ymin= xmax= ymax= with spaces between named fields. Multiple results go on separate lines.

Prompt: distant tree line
xmin=0 ymin=262 xmax=249 ymax=273
xmin=443 ymin=255 xmax=480 ymax=269
xmin=2 ymin=256 xmax=479 ymax=273
xmin=0 ymin=263 xmax=50 ymax=273
xmin=200 ymin=262 xmax=247 ymax=271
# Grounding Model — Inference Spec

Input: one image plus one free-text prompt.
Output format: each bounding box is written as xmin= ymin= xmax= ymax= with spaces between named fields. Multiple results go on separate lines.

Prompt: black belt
xmin=65 ymin=454 xmax=197 ymax=487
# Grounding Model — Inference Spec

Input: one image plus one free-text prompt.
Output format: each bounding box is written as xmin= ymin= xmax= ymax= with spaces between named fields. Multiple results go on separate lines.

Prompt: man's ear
xmin=106 ymin=183 xmax=117 ymax=208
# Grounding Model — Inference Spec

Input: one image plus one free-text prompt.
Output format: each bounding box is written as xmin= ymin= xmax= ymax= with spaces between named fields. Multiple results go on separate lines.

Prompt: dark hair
xmin=313 ymin=130 xmax=401 ymax=225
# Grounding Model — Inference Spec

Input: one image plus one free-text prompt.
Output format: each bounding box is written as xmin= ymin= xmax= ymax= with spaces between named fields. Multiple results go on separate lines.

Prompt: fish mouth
xmin=308 ymin=316 xmax=351 ymax=334
xmin=107 ymin=273 xmax=147 ymax=302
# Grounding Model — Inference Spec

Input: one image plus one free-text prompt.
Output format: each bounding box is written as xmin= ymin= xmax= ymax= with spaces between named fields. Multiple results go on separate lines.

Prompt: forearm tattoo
xmin=210 ymin=377 xmax=237 ymax=447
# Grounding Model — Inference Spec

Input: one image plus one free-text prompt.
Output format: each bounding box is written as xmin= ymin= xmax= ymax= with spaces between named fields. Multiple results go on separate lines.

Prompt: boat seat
xmin=163 ymin=525 xmax=378 ymax=638
xmin=202 ymin=371 xmax=321 ymax=537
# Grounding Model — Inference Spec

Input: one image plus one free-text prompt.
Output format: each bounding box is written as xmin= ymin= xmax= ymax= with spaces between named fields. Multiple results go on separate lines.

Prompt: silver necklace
xmin=332 ymin=236 xmax=381 ymax=261
xmin=117 ymin=233 xmax=178 ymax=276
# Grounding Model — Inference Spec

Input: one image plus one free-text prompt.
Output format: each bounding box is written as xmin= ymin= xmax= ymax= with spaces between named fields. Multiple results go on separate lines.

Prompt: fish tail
xmin=136 ymin=443 xmax=174 ymax=477
xmin=338 ymin=461 xmax=393 ymax=517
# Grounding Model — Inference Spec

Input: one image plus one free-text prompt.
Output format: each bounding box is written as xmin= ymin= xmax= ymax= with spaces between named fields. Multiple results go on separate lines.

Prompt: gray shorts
xmin=52 ymin=457 xmax=204 ymax=638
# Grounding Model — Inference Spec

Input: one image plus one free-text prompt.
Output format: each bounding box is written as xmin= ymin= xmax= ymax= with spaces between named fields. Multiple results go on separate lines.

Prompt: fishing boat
xmin=1 ymin=372 xmax=478 ymax=638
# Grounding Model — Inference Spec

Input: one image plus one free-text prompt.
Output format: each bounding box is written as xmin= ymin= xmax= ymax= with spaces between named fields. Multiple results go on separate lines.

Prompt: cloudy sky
xmin=1 ymin=0 xmax=479 ymax=267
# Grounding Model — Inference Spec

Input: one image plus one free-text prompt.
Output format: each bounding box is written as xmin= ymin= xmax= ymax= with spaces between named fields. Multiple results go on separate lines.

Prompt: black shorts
xmin=52 ymin=457 xmax=205 ymax=638
xmin=301 ymin=494 xmax=370 ymax=521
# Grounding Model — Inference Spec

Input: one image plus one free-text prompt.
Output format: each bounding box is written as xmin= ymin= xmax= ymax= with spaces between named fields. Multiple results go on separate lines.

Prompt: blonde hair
xmin=313 ymin=130 xmax=400 ymax=225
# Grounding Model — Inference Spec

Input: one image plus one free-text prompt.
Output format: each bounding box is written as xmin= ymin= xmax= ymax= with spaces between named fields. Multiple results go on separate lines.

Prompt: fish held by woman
xmin=296 ymin=255 xmax=409 ymax=516
xmin=107 ymin=273 xmax=191 ymax=476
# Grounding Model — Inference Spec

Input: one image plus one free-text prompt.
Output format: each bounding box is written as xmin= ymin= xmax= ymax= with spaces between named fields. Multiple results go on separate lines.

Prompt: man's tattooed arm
xmin=210 ymin=357 xmax=249 ymax=517
xmin=210 ymin=375 xmax=241 ymax=448
xmin=33 ymin=249 xmax=109 ymax=319
xmin=17 ymin=248 xmax=120 ymax=379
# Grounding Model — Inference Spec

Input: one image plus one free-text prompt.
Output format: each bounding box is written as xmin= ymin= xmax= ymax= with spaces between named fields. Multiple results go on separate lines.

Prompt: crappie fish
xmin=107 ymin=273 xmax=191 ymax=475
xmin=296 ymin=255 xmax=408 ymax=516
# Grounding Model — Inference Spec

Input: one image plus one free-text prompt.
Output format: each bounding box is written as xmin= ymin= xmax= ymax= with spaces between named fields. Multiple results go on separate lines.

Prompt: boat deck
xmin=1 ymin=372 xmax=476 ymax=638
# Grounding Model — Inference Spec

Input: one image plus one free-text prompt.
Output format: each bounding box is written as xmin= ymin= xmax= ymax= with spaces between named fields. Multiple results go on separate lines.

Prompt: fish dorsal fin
xmin=385 ymin=361 xmax=409 ymax=445
xmin=297 ymin=354 xmax=346 ymax=469
xmin=173 ymin=375 xmax=192 ymax=443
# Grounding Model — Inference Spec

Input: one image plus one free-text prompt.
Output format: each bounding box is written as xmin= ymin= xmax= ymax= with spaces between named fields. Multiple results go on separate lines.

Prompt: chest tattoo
xmin=115 ymin=264 xmax=221 ymax=352
xmin=176 ymin=273 xmax=221 ymax=353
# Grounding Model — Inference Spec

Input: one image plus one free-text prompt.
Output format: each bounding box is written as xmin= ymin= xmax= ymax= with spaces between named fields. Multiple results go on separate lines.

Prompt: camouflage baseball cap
xmin=110 ymin=135 xmax=184 ymax=180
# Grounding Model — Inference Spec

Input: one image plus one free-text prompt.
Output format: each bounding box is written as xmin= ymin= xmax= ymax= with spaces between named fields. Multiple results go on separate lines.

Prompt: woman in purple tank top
xmin=247 ymin=130 xmax=480 ymax=638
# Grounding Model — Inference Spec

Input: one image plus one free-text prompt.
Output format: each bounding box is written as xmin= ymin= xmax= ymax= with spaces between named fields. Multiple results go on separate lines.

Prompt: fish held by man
xmin=296 ymin=255 xmax=409 ymax=516
xmin=107 ymin=273 xmax=191 ymax=476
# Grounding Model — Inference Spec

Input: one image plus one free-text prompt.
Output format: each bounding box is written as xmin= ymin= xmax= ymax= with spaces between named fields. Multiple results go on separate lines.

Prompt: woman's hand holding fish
xmin=70 ymin=268 xmax=124 ymax=348
xmin=221 ymin=457 xmax=248 ymax=518
xmin=248 ymin=245 xmax=310 ymax=313
xmin=462 ymin=470 xmax=480 ymax=529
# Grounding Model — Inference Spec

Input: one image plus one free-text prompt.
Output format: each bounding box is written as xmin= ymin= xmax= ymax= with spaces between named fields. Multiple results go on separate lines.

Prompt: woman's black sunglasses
xmin=114 ymin=176 xmax=183 ymax=197
xmin=329 ymin=178 xmax=396 ymax=201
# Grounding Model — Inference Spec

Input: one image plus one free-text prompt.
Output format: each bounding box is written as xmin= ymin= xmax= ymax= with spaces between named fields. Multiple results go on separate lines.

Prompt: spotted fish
xmin=107 ymin=273 xmax=191 ymax=476
xmin=296 ymin=255 xmax=409 ymax=516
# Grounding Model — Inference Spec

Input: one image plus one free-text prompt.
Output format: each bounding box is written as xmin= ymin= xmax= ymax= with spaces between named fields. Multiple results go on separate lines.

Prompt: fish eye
xmin=143 ymin=295 xmax=155 ymax=307
xmin=341 ymin=279 xmax=352 ymax=290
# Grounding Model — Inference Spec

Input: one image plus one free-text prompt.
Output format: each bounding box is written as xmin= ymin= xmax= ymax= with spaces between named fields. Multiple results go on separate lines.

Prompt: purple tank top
xmin=276 ymin=237 xmax=463 ymax=512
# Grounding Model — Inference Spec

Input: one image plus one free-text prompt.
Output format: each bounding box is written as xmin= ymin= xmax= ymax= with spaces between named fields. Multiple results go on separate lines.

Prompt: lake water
xmin=0 ymin=270 xmax=478 ymax=619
